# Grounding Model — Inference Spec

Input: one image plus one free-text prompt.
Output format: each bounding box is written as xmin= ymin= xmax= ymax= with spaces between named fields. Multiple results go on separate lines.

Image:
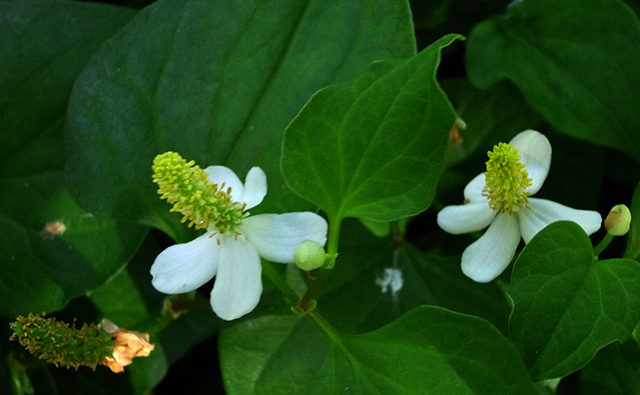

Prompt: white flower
xmin=150 ymin=164 xmax=328 ymax=320
xmin=437 ymin=130 xmax=602 ymax=283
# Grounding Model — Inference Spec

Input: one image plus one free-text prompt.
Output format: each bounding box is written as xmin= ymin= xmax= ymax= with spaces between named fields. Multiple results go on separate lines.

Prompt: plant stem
xmin=593 ymin=232 xmax=614 ymax=258
xmin=261 ymin=260 xmax=299 ymax=304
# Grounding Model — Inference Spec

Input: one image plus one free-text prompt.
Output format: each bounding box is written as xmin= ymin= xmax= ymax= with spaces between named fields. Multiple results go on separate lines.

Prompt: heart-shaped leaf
xmin=509 ymin=221 xmax=640 ymax=380
xmin=281 ymin=34 xmax=460 ymax=222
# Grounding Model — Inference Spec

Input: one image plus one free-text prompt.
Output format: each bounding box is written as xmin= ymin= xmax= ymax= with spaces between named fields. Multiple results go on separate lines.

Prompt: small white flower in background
xmin=376 ymin=268 xmax=403 ymax=295
xmin=437 ymin=130 xmax=601 ymax=283
xmin=150 ymin=152 xmax=328 ymax=320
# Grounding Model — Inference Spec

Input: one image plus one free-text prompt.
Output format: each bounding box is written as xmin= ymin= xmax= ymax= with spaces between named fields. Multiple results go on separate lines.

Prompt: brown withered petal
xmin=100 ymin=319 xmax=155 ymax=373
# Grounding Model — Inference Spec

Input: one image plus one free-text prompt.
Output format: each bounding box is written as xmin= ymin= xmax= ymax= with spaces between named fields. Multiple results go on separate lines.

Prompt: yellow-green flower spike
xmin=482 ymin=142 xmax=532 ymax=215
xmin=9 ymin=313 xmax=114 ymax=370
xmin=152 ymin=152 xmax=247 ymax=233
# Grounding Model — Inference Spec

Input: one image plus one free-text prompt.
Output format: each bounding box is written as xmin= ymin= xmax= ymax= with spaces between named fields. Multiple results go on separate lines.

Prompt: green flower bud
xmin=604 ymin=204 xmax=632 ymax=236
xmin=293 ymin=240 xmax=326 ymax=271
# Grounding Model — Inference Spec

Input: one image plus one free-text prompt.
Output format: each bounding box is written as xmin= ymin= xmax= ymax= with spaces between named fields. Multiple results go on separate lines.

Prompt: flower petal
xmin=461 ymin=213 xmax=521 ymax=283
xmin=237 ymin=167 xmax=267 ymax=210
xmin=519 ymin=198 xmax=602 ymax=243
xmin=437 ymin=202 xmax=497 ymax=234
xmin=464 ymin=173 xmax=487 ymax=203
xmin=150 ymin=231 xmax=220 ymax=294
xmin=204 ymin=166 xmax=244 ymax=199
xmin=209 ymin=239 xmax=262 ymax=320
xmin=241 ymin=212 xmax=328 ymax=263
xmin=509 ymin=130 xmax=551 ymax=195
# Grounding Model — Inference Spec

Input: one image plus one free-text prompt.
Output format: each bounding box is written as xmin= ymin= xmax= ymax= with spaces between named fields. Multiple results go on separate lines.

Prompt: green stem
xmin=298 ymin=214 xmax=342 ymax=312
xmin=593 ymin=232 xmax=614 ymax=258
xmin=261 ymin=260 xmax=299 ymax=304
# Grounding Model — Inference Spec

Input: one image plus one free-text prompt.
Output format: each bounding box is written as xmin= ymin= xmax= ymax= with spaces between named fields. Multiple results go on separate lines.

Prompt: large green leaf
xmin=281 ymin=34 xmax=459 ymax=222
xmin=0 ymin=0 xmax=135 ymax=176
xmin=508 ymin=221 xmax=640 ymax=380
xmin=466 ymin=0 xmax=640 ymax=163
xmin=64 ymin=0 xmax=416 ymax=241
xmin=220 ymin=306 xmax=537 ymax=394
xmin=0 ymin=1 xmax=143 ymax=318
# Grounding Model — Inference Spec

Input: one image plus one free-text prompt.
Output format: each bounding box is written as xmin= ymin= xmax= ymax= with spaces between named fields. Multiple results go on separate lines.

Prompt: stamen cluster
xmin=152 ymin=152 xmax=247 ymax=233
xmin=482 ymin=142 xmax=532 ymax=214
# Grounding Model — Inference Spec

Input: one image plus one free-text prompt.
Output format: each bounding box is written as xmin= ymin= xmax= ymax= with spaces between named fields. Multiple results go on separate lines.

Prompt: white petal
xmin=204 ymin=166 xmax=244 ymax=200
xmin=464 ymin=173 xmax=488 ymax=203
xmin=237 ymin=167 xmax=267 ymax=210
xmin=241 ymin=212 xmax=328 ymax=263
xmin=150 ymin=231 xmax=220 ymax=294
xmin=437 ymin=202 xmax=497 ymax=234
xmin=509 ymin=130 xmax=552 ymax=195
xmin=210 ymin=239 xmax=263 ymax=320
xmin=519 ymin=198 xmax=602 ymax=243
xmin=461 ymin=213 xmax=521 ymax=283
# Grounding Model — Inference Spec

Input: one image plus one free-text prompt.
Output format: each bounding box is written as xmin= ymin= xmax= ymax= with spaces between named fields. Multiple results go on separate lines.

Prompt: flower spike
xmin=152 ymin=152 xmax=247 ymax=232
xmin=482 ymin=142 xmax=532 ymax=214
xmin=9 ymin=313 xmax=154 ymax=373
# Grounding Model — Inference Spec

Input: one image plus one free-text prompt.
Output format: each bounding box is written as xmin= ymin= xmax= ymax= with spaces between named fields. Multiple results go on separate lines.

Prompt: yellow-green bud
xmin=293 ymin=240 xmax=326 ymax=271
xmin=604 ymin=204 xmax=631 ymax=236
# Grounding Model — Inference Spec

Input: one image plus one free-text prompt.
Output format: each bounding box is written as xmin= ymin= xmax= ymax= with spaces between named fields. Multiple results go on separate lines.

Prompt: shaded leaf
xmin=466 ymin=0 xmax=640 ymax=163
xmin=317 ymin=220 xmax=510 ymax=334
xmin=0 ymin=0 xmax=143 ymax=318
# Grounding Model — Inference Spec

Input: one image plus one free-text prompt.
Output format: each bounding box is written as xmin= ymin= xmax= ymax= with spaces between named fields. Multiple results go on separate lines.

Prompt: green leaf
xmin=624 ymin=182 xmax=640 ymax=261
xmin=220 ymin=306 xmax=537 ymax=394
xmin=466 ymin=0 xmax=640 ymax=163
xmin=0 ymin=0 xmax=143 ymax=317
xmin=0 ymin=173 xmax=147 ymax=318
xmin=64 ymin=0 xmax=417 ymax=241
xmin=0 ymin=0 xmax=135 ymax=177
xmin=281 ymin=34 xmax=460 ymax=222
xmin=508 ymin=221 xmax=640 ymax=380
